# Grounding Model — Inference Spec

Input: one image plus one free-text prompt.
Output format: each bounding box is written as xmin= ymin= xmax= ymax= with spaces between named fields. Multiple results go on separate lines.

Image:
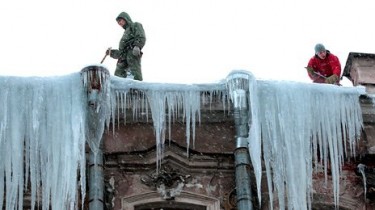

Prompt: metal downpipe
xmin=88 ymin=147 xmax=104 ymax=210
xmin=81 ymin=65 xmax=110 ymax=210
xmin=233 ymin=89 xmax=254 ymax=210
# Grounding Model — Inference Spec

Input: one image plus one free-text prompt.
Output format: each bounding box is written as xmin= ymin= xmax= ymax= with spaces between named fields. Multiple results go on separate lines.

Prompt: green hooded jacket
xmin=111 ymin=12 xmax=146 ymax=60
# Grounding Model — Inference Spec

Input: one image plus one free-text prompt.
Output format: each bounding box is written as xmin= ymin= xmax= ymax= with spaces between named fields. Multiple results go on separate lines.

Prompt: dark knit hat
xmin=314 ymin=43 xmax=326 ymax=54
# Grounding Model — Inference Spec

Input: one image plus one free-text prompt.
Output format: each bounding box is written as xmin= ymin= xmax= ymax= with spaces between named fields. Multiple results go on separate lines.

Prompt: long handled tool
xmin=305 ymin=67 xmax=341 ymax=85
xmin=101 ymin=47 xmax=111 ymax=64
xmin=305 ymin=67 xmax=326 ymax=79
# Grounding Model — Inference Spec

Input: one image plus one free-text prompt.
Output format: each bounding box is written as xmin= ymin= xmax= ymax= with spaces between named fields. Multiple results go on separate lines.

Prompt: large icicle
xmin=253 ymin=80 xmax=364 ymax=210
xmin=0 ymin=74 xmax=87 ymax=210
xmin=81 ymin=66 xmax=111 ymax=155
xmin=109 ymin=79 xmax=225 ymax=171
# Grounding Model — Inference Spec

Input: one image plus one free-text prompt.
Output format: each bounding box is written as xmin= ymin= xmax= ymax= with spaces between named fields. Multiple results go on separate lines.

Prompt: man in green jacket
xmin=106 ymin=12 xmax=146 ymax=81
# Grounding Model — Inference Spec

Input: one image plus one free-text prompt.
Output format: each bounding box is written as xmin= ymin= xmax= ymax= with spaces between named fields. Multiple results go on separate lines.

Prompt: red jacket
xmin=307 ymin=51 xmax=341 ymax=83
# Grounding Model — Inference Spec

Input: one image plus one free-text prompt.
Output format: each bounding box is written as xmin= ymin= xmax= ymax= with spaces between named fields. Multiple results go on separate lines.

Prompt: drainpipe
xmin=233 ymin=89 xmax=254 ymax=210
xmin=88 ymin=147 xmax=104 ymax=210
xmin=81 ymin=65 xmax=110 ymax=210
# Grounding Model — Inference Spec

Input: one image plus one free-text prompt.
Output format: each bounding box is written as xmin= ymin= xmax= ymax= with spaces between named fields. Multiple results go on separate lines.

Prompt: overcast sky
xmin=0 ymin=0 xmax=374 ymax=84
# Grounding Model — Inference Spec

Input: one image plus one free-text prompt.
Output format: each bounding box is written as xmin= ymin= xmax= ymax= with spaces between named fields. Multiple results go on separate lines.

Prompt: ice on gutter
xmin=0 ymin=74 xmax=87 ymax=210
xmin=254 ymin=79 xmax=364 ymax=209
xmin=0 ymin=69 xmax=366 ymax=210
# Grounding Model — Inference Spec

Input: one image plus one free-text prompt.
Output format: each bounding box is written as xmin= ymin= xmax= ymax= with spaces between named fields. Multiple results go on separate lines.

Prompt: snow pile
xmin=0 ymin=74 xmax=87 ymax=210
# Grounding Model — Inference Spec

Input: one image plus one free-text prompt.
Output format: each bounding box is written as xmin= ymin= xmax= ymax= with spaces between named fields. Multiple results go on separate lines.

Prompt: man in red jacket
xmin=306 ymin=43 xmax=341 ymax=84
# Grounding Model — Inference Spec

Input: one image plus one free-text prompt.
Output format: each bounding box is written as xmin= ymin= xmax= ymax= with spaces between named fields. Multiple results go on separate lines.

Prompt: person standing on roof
xmin=106 ymin=12 xmax=146 ymax=81
xmin=306 ymin=43 xmax=341 ymax=84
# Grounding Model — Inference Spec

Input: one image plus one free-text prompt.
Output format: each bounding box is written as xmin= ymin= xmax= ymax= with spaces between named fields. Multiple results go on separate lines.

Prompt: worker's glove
xmin=132 ymin=46 xmax=141 ymax=56
xmin=305 ymin=67 xmax=315 ymax=75
xmin=325 ymin=74 xmax=339 ymax=84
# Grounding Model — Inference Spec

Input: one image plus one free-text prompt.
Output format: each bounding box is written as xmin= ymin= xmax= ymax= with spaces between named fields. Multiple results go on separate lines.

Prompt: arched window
xmin=122 ymin=191 xmax=220 ymax=210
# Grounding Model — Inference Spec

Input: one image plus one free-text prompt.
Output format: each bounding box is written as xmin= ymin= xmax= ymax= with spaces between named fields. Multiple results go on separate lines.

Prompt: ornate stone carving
xmin=140 ymin=165 xmax=191 ymax=200
xmin=223 ymin=188 xmax=236 ymax=210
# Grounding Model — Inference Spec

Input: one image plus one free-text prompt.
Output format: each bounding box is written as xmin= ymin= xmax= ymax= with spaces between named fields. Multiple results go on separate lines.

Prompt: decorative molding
xmin=105 ymin=140 xmax=234 ymax=174
xmin=121 ymin=191 xmax=220 ymax=210
xmin=141 ymin=164 xmax=192 ymax=200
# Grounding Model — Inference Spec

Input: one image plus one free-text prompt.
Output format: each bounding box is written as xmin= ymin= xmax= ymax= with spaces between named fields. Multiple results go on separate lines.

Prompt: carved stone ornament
xmin=140 ymin=165 xmax=191 ymax=200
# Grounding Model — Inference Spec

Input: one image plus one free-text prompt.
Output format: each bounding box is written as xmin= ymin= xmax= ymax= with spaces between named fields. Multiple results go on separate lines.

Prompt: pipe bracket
xmin=236 ymin=137 xmax=248 ymax=148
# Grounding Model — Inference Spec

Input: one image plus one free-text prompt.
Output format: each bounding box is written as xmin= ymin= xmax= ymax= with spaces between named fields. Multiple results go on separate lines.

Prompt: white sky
xmin=0 ymin=0 xmax=374 ymax=84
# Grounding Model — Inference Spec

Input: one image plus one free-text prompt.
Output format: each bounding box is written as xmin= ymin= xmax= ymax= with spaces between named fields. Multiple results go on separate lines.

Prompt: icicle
xmin=81 ymin=66 xmax=111 ymax=155
xmin=357 ymin=164 xmax=367 ymax=201
xmin=144 ymin=89 xmax=203 ymax=168
xmin=109 ymin=80 xmax=225 ymax=171
xmin=247 ymin=74 xmax=263 ymax=207
xmin=0 ymin=73 xmax=87 ymax=210
xmin=255 ymin=80 xmax=364 ymax=210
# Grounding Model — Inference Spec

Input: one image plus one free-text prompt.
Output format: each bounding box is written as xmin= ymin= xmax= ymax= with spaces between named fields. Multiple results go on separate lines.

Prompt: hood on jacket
xmin=116 ymin=12 xmax=133 ymax=29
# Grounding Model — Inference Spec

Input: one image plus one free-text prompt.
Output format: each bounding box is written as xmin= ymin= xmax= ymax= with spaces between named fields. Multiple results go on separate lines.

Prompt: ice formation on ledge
xmin=81 ymin=67 xmax=111 ymax=155
xmin=0 ymin=74 xmax=87 ymax=210
xmin=254 ymin=79 xmax=363 ymax=209
xmin=0 ymin=69 xmax=365 ymax=210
